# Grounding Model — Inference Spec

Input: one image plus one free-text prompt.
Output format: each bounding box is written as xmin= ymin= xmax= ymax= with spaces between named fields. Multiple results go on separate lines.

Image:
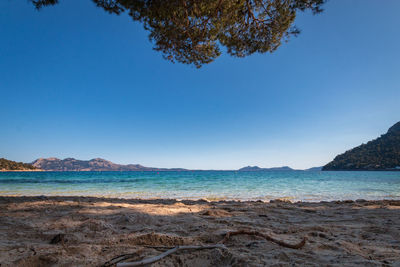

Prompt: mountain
xmin=323 ymin=121 xmax=400 ymax=171
xmin=238 ymin=166 xmax=294 ymax=171
xmin=238 ymin=166 xmax=263 ymax=171
xmin=32 ymin=158 xmax=187 ymax=171
xmin=0 ymin=158 xmax=39 ymax=171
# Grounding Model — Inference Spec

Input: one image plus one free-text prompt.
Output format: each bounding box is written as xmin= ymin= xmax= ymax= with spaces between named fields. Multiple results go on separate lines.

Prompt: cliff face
xmin=323 ymin=121 xmax=400 ymax=171
xmin=31 ymin=158 xmax=186 ymax=171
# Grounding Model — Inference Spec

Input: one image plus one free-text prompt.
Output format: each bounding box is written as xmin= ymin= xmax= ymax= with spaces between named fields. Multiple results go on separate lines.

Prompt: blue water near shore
xmin=1 ymin=171 xmax=400 ymax=202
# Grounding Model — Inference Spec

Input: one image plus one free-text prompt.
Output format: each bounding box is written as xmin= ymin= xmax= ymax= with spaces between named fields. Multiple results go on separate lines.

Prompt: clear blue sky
xmin=1 ymin=0 xmax=399 ymax=169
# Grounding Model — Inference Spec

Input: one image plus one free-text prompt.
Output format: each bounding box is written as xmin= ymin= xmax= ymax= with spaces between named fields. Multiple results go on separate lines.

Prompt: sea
xmin=1 ymin=171 xmax=400 ymax=202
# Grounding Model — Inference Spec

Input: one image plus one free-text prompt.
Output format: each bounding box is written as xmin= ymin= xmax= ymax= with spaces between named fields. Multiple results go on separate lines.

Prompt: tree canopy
xmin=30 ymin=0 xmax=325 ymax=67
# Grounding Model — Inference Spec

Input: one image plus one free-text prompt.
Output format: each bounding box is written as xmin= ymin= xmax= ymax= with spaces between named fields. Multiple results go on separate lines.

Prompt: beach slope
xmin=1 ymin=196 xmax=400 ymax=266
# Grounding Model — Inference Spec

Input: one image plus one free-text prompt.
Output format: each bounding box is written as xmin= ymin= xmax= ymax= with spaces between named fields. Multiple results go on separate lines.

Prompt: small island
xmin=0 ymin=158 xmax=40 ymax=171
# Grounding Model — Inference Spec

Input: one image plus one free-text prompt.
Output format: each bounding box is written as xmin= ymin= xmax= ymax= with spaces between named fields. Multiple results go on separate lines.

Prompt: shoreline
xmin=2 ymin=196 xmax=400 ymax=266
xmin=0 ymin=169 xmax=43 ymax=172
xmin=1 ymin=194 xmax=400 ymax=203
xmin=1 ymin=194 xmax=400 ymax=204
xmin=1 ymin=169 xmax=400 ymax=172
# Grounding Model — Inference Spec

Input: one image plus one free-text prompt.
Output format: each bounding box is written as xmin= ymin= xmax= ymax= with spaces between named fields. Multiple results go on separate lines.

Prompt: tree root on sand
xmin=102 ymin=248 xmax=144 ymax=267
xmin=115 ymin=244 xmax=227 ymax=267
xmin=109 ymin=230 xmax=306 ymax=266
xmin=220 ymin=230 xmax=307 ymax=249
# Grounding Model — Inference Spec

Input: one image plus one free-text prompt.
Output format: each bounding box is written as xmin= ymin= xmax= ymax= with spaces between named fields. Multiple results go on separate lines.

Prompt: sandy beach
xmin=0 ymin=196 xmax=399 ymax=266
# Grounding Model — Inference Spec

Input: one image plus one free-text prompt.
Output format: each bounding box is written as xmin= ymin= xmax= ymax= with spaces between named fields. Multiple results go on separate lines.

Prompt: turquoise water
xmin=0 ymin=171 xmax=400 ymax=202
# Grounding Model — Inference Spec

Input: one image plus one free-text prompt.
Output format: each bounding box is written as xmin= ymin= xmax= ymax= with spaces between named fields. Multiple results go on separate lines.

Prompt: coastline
xmin=1 ymin=169 xmax=400 ymax=172
xmin=1 ymin=194 xmax=400 ymax=203
xmin=2 ymin=171 xmax=400 ymax=203
xmin=2 ymin=196 xmax=400 ymax=266
xmin=0 ymin=169 xmax=43 ymax=172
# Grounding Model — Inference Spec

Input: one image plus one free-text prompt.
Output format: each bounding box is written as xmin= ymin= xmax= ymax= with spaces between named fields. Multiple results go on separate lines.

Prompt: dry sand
xmin=1 ymin=196 xmax=400 ymax=266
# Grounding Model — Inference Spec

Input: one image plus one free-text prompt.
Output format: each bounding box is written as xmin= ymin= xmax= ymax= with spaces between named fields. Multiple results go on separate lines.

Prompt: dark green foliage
xmin=0 ymin=158 xmax=38 ymax=171
xmin=30 ymin=0 xmax=325 ymax=67
xmin=323 ymin=122 xmax=400 ymax=171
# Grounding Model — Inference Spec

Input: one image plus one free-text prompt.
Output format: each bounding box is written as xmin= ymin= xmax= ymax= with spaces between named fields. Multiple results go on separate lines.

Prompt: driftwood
xmin=116 ymin=244 xmax=227 ymax=267
xmin=220 ymin=230 xmax=307 ymax=249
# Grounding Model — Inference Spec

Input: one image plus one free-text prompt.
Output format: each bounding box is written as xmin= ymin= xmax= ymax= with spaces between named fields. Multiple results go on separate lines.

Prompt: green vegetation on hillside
xmin=323 ymin=122 xmax=400 ymax=171
xmin=0 ymin=158 xmax=38 ymax=171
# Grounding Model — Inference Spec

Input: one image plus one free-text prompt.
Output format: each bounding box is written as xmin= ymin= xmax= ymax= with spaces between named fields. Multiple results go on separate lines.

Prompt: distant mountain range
xmin=0 ymin=156 xmax=324 ymax=172
xmin=238 ymin=166 xmax=294 ymax=171
xmin=31 ymin=158 xmax=187 ymax=172
xmin=238 ymin=166 xmax=322 ymax=172
xmin=5 ymin=120 xmax=400 ymax=172
xmin=323 ymin=121 xmax=400 ymax=171
xmin=30 ymin=158 xmax=321 ymax=172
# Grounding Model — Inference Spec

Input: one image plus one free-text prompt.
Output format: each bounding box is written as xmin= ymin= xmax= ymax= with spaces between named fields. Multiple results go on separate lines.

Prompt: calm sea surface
xmin=1 ymin=171 xmax=400 ymax=202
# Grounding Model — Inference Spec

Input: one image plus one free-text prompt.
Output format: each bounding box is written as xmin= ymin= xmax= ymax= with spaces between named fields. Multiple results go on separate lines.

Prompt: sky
xmin=0 ymin=0 xmax=399 ymax=170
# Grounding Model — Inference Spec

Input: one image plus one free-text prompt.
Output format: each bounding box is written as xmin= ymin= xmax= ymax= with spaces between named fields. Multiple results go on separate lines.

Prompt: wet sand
xmin=1 ymin=196 xmax=400 ymax=266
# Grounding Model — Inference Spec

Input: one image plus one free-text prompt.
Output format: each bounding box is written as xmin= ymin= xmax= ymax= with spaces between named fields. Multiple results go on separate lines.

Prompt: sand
xmin=1 ymin=196 xmax=400 ymax=266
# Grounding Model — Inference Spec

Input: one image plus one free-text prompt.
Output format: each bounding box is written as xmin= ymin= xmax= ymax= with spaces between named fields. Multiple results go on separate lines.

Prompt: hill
xmin=238 ymin=166 xmax=294 ymax=171
xmin=323 ymin=121 xmax=400 ymax=171
xmin=0 ymin=158 xmax=39 ymax=171
xmin=31 ymin=158 xmax=187 ymax=171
